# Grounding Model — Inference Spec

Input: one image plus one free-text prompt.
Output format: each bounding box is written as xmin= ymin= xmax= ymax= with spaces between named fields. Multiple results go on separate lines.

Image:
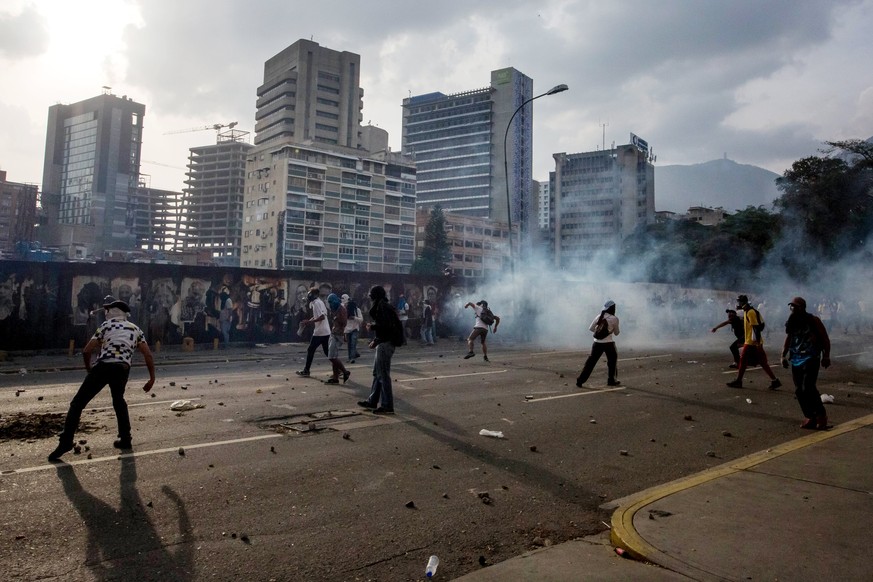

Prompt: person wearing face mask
xmin=781 ymin=297 xmax=832 ymax=429
xmin=296 ymin=287 xmax=331 ymax=377
xmin=49 ymin=296 xmax=156 ymax=461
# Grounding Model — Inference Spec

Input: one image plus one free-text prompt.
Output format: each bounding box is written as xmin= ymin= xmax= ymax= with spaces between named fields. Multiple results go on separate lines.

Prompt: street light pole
xmin=503 ymin=83 xmax=568 ymax=275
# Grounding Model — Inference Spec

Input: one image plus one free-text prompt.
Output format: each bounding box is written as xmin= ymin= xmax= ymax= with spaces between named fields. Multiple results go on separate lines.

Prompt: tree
xmin=409 ymin=205 xmax=452 ymax=276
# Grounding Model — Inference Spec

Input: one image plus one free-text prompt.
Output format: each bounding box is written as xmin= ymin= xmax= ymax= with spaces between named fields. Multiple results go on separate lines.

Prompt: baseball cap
xmin=788 ymin=297 xmax=807 ymax=309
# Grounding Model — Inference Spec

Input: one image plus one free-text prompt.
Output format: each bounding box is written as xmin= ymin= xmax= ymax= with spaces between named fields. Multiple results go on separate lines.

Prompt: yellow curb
xmin=610 ymin=413 xmax=873 ymax=573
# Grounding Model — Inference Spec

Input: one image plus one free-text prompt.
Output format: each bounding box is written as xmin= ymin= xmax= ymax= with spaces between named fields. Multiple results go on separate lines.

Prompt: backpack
xmin=389 ymin=306 xmax=405 ymax=347
xmin=479 ymin=307 xmax=495 ymax=326
xmin=593 ymin=314 xmax=610 ymax=340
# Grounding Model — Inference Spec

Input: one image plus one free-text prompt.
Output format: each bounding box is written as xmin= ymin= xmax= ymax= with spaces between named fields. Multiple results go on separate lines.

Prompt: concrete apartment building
xmin=242 ymin=140 xmax=415 ymax=272
xmin=181 ymin=130 xmax=253 ymax=265
xmin=0 ymin=170 xmax=38 ymax=256
xmin=254 ymin=39 xmax=363 ymax=149
xmin=401 ymin=68 xmax=533 ymax=230
xmin=243 ymin=40 xmax=416 ymax=273
xmin=131 ymin=182 xmax=185 ymax=253
xmin=550 ymin=135 xmax=655 ymax=267
xmin=39 ymin=90 xmax=145 ymax=258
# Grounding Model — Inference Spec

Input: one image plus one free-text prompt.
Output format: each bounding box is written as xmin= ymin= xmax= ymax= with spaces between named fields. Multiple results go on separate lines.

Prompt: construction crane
xmin=164 ymin=121 xmax=238 ymax=135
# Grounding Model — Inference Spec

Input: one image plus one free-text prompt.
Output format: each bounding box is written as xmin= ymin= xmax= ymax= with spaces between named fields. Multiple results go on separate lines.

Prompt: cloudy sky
xmin=1 ymin=0 xmax=871 ymax=195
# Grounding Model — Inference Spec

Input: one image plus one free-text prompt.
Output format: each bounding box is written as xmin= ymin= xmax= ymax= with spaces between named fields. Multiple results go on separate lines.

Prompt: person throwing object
xmin=576 ymin=300 xmax=621 ymax=387
xmin=463 ymin=300 xmax=499 ymax=362
xmin=49 ymin=296 xmax=156 ymax=461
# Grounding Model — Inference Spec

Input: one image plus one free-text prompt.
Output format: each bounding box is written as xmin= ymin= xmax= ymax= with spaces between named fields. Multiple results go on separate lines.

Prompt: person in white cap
xmin=576 ymin=300 xmax=621 ymax=387
xmin=49 ymin=296 xmax=156 ymax=461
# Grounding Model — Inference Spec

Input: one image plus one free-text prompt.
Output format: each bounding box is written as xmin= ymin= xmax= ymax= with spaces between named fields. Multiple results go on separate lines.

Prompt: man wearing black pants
xmin=576 ymin=300 xmax=621 ymax=388
xmin=49 ymin=296 xmax=156 ymax=461
xmin=781 ymin=296 xmax=831 ymax=429
xmin=296 ymin=287 xmax=331 ymax=377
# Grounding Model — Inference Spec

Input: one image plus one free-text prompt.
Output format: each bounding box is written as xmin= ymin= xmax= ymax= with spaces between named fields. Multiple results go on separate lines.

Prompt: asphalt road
xmin=1 ymin=332 xmax=871 ymax=581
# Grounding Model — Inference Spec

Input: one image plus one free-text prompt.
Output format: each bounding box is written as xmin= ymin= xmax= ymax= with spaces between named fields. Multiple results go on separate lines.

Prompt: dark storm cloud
xmin=0 ymin=5 xmax=49 ymax=58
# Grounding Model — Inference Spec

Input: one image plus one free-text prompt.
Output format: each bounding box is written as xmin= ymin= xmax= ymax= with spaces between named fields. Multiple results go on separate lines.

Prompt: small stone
xmin=589 ymin=419 xmax=597 ymax=424
xmin=169 ymin=381 xmax=176 ymax=386
xmin=478 ymin=556 xmax=486 ymax=566
xmin=684 ymin=415 xmax=693 ymax=421
xmin=442 ymin=493 xmax=449 ymax=499
xmin=432 ymin=464 xmax=440 ymax=469
xmin=87 ymin=453 xmax=92 ymax=459
xmin=529 ymin=445 xmax=537 ymax=452
xmin=619 ymin=450 xmax=629 ymax=456
xmin=151 ymin=393 xmax=156 ymax=398
xmin=73 ymin=445 xmax=82 ymax=455
xmin=270 ymin=446 xmax=276 ymax=453
xmin=722 ymin=430 xmax=732 ymax=437
xmin=405 ymin=500 xmax=416 ymax=509
xmin=218 ymin=402 xmax=224 ymax=406
xmin=147 ymin=501 xmax=153 ymax=507
xmin=342 ymin=433 xmax=351 ymax=440
xmin=37 ymin=396 xmax=43 ymax=401
xmin=178 ymin=447 xmax=185 ymax=456
xmin=706 ymin=450 xmax=716 ymax=457
xmin=240 ymin=534 xmax=250 ymax=544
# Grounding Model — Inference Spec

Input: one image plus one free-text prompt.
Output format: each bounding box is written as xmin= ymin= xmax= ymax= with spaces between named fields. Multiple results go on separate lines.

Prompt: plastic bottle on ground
xmin=425 ymin=555 xmax=439 ymax=577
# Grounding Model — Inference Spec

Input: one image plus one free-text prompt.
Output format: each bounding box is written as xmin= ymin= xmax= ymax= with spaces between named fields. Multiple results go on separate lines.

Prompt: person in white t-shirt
xmin=576 ymin=300 xmax=621 ymax=387
xmin=463 ymin=300 xmax=500 ymax=362
xmin=296 ymin=287 xmax=331 ymax=377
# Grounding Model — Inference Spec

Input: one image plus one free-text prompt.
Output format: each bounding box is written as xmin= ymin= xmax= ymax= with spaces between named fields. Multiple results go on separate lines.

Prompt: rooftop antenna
xmin=601 ymin=121 xmax=608 ymax=150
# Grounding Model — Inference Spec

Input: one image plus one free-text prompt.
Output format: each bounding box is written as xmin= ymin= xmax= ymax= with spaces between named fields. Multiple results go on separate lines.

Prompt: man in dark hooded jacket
xmin=781 ymin=296 xmax=831 ymax=429
xmin=358 ymin=286 xmax=402 ymax=414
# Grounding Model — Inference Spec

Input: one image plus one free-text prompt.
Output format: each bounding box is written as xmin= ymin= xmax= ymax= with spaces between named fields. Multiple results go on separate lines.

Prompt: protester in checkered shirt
xmin=49 ymin=296 xmax=156 ymax=461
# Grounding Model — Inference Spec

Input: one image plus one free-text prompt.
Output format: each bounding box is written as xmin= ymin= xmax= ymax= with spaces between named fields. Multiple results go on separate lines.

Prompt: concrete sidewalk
xmin=456 ymin=413 xmax=873 ymax=581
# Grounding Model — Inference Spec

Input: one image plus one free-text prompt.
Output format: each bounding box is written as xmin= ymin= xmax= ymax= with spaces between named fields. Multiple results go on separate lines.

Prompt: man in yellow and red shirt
xmin=727 ymin=294 xmax=781 ymax=390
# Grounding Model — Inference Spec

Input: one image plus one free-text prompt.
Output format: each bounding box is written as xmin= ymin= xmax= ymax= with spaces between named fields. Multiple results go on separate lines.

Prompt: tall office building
xmin=254 ymin=39 xmax=363 ymax=149
xmin=40 ymin=90 xmax=145 ymax=257
xmin=132 ymin=181 xmax=185 ymax=253
xmin=0 ymin=170 xmax=38 ymax=256
xmin=181 ymin=129 xmax=253 ymax=265
xmin=401 ymin=68 xmax=533 ymax=229
xmin=550 ymin=135 xmax=655 ymax=268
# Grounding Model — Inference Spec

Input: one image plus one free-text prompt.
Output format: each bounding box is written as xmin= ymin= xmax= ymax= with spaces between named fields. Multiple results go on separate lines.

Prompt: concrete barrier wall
xmin=0 ymin=261 xmax=446 ymax=350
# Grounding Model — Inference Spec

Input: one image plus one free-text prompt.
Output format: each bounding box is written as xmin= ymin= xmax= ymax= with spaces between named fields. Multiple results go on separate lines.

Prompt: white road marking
xmin=617 ymin=354 xmax=673 ymax=362
xmin=835 ymin=351 xmax=871 ymax=358
xmin=4 ymin=433 xmax=283 ymax=475
xmin=525 ymin=387 xmax=625 ymax=403
xmin=397 ymin=370 xmax=508 ymax=383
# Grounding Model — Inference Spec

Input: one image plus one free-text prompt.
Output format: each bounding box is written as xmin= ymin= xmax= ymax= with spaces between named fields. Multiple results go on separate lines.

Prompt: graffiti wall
xmin=0 ymin=261 xmax=447 ymax=351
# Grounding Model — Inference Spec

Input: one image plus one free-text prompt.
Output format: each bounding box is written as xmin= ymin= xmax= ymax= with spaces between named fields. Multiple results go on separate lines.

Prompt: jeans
xmin=303 ymin=334 xmax=329 ymax=372
xmin=421 ymin=323 xmax=434 ymax=345
xmin=792 ymin=357 xmax=825 ymax=419
xmin=576 ymin=342 xmax=618 ymax=385
xmin=366 ymin=342 xmax=395 ymax=410
xmin=347 ymin=329 xmax=359 ymax=360
xmin=61 ymin=362 xmax=132 ymax=444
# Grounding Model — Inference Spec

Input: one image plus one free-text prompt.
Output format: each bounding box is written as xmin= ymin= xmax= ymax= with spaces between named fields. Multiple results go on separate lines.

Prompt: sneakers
xmin=483 ymin=356 xmax=489 ymax=362
xmin=575 ymin=377 xmax=584 ymax=388
xmin=349 ymin=359 xmax=356 ymax=364
xmin=800 ymin=418 xmax=817 ymax=429
xmin=816 ymin=414 xmax=829 ymax=430
xmin=113 ymin=438 xmax=133 ymax=449
xmin=729 ymin=363 xmax=738 ymax=369
xmin=342 ymin=370 xmax=351 ymax=384
xmin=48 ymin=441 xmax=73 ymax=462
xmin=464 ymin=352 xmax=475 ymax=359
xmin=726 ymin=379 xmax=743 ymax=388
xmin=295 ymin=370 xmax=310 ymax=377
xmin=357 ymin=400 xmax=376 ymax=410
xmin=373 ymin=407 xmax=395 ymax=415
xmin=769 ymin=379 xmax=782 ymax=390
xmin=607 ymin=380 xmax=621 ymax=387
xmin=325 ymin=378 xmax=340 ymax=384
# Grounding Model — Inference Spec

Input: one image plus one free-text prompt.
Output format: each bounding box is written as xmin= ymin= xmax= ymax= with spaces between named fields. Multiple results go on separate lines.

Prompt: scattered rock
xmin=706 ymin=450 xmax=716 ymax=457
xmin=146 ymin=501 xmax=153 ymax=508
xmin=405 ymin=500 xmax=416 ymax=509
xmin=684 ymin=415 xmax=693 ymax=421
xmin=619 ymin=450 xmax=629 ymax=456
xmin=432 ymin=464 xmax=440 ymax=469
xmin=478 ymin=556 xmax=487 ymax=566
xmin=37 ymin=396 xmax=43 ymax=401
xmin=240 ymin=534 xmax=250 ymax=544
xmin=270 ymin=446 xmax=276 ymax=454
xmin=529 ymin=445 xmax=537 ymax=452
xmin=442 ymin=493 xmax=449 ymax=499
xmin=589 ymin=419 xmax=597 ymax=424
xmin=178 ymin=447 xmax=185 ymax=456
xmin=342 ymin=433 xmax=351 ymax=440
xmin=722 ymin=430 xmax=732 ymax=437
xmin=649 ymin=509 xmax=673 ymax=518
xmin=169 ymin=381 xmax=176 ymax=386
